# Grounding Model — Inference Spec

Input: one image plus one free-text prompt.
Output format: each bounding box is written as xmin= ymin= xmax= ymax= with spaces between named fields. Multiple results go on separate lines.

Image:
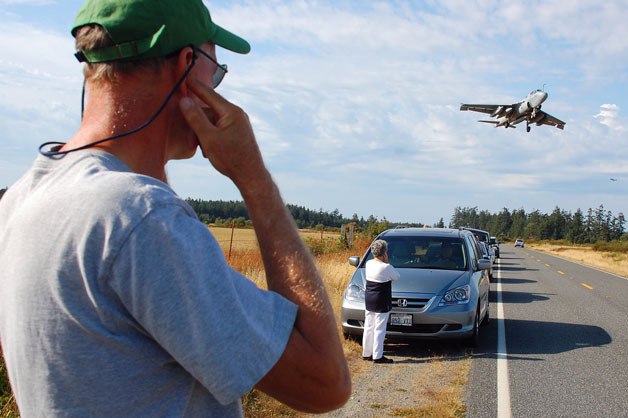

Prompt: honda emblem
xmin=396 ymin=299 xmax=408 ymax=308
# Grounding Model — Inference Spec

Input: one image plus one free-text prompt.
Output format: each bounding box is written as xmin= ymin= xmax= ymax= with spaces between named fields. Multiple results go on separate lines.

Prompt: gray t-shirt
xmin=0 ymin=150 xmax=297 ymax=417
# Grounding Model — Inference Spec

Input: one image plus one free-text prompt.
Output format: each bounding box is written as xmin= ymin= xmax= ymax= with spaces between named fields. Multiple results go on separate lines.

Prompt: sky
xmin=1 ymin=0 xmax=627 ymax=225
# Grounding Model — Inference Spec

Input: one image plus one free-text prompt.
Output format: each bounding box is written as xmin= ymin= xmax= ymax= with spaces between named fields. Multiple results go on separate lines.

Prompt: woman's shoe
xmin=373 ymin=356 xmax=394 ymax=364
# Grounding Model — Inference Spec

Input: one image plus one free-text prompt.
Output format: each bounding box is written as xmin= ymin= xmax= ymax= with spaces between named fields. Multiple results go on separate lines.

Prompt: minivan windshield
xmin=365 ymin=236 xmax=468 ymax=271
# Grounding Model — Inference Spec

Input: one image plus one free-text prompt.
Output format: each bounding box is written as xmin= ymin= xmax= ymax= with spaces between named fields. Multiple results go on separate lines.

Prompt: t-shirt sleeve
xmin=107 ymin=203 xmax=297 ymax=405
xmin=386 ymin=264 xmax=401 ymax=281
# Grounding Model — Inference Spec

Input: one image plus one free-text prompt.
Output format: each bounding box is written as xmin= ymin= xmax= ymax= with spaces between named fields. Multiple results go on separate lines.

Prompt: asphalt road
xmin=465 ymin=246 xmax=628 ymax=418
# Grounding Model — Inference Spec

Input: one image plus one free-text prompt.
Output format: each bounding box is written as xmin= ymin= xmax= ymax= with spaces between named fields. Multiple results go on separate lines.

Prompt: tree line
xmin=449 ymin=205 xmax=626 ymax=243
xmin=185 ymin=198 xmax=425 ymax=230
xmin=2 ymin=189 xmax=624 ymax=243
xmin=186 ymin=198 xmax=626 ymax=244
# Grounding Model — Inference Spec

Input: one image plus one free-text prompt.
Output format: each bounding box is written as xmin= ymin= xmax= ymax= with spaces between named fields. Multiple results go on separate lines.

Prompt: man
xmin=432 ymin=242 xmax=461 ymax=269
xmin=362 ymin=239 xmax=400 ymax=364
xmin=0 ymin=0 xmax=350 ymax=416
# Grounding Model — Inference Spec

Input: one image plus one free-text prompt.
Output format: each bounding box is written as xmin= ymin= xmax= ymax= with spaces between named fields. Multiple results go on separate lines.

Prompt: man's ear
xmin=176 ymin=46 xmax=196 ymax=96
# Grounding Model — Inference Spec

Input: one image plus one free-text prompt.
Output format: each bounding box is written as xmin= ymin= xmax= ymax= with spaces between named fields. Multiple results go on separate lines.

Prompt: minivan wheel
xmin=481 ymin=301 xmax=490 ymax=326
xmin=468 ymin=307 xmax=480 ymax=348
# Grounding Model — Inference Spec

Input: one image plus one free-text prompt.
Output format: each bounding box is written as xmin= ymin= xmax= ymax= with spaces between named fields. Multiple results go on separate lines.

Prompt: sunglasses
xmin=193 ymin=47 xmax=228 ymax=88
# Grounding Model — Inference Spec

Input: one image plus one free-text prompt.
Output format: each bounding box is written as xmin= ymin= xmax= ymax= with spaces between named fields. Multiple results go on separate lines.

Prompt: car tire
xmin=481 ymin=302 xmax=490 ymax=326
xmin=467 ymin=307 xmax=481 ymax=348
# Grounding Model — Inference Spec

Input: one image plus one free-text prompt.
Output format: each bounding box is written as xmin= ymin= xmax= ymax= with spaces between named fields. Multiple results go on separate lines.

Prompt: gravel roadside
xmin=312 ymin=341 xmax=472 ymax=418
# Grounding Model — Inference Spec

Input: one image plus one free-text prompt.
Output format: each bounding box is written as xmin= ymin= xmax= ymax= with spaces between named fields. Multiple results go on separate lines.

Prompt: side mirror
xmin=477 ymin=259 xmax=491 ymax=271
xmin=349 ymin=256 xmax=360 ymax=267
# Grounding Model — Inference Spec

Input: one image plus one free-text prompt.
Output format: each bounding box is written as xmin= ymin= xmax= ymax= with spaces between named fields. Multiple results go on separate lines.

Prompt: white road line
xmin=496 ymin=259 xmax=512 ymax=418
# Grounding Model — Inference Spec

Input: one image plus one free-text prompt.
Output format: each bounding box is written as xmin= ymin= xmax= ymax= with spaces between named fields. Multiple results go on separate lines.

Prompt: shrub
xmin=592 ymin=240 xmax=628 ymax=254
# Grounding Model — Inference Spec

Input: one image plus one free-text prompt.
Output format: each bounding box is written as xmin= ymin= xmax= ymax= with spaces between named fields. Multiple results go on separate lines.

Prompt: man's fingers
xmin=202 ymin=107 xmax=218 ymax=124
xmin=187 ymin=77 xmax=231 ymax=117
xmin=179 ymin=97 xmax=212 ymax=130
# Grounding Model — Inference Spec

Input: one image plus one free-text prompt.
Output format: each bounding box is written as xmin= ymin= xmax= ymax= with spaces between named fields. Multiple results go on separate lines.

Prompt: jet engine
xmin=490 ymin=106 xmax=504 ymax=117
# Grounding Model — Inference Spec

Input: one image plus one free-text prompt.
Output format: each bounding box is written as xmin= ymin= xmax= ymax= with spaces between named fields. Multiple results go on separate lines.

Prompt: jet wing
xmin=460 ymin=103 xmax=520 ymax=118
xmin=459 ymin=104 xmax=502 ymax=115
xmin=535 ymin=110 xmax=566 ymax=130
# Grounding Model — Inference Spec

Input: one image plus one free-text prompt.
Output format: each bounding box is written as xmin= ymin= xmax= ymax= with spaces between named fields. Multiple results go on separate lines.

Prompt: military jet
xmin=460 ymin=89 xmax=565 ymax=132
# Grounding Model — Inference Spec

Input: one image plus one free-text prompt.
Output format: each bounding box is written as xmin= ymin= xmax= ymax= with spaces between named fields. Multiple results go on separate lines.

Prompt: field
xmin=209 ymin=225 xmax=342 ymax=252
xmin=529 ymin=242 xmax=628 ymax=278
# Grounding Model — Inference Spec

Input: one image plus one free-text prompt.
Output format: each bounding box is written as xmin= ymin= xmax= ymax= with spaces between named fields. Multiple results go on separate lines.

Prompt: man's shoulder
xmin=92 ymin=172 xmax=196 ymax=225
xmin=72 ymin=151 xmax=191 ymax=214
xmin=38 ymin=150 xmax=193 ymax=221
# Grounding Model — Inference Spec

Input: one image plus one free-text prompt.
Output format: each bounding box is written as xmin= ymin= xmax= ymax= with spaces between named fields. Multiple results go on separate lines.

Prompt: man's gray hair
xmin=370 ymin=239 xmax=388 ymax=258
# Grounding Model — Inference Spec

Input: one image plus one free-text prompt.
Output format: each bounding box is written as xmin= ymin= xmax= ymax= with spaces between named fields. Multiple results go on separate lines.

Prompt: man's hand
xmin=179 ymin=78 xmax=267 ymax=190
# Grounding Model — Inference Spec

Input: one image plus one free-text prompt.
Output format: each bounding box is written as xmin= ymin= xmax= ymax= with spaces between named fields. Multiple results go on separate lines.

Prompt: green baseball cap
xmin=72 ymin=0 xmax=250 ymax=63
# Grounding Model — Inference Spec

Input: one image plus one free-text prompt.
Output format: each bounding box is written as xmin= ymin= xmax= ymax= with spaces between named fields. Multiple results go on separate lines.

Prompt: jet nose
xmin=532 ymin=90 xmax=548 ymax=107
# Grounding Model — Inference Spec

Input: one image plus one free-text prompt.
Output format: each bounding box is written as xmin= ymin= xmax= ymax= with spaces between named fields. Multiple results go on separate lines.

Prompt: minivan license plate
xmin=390 ymin=313 xmax=412 ymax=326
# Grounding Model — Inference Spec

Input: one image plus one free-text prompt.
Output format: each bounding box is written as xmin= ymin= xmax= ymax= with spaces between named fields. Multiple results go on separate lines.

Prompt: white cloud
xmin=594 ymin=104 xmax=623 ymax=131
xmin=0 ymin=19 xmax=81 ymax=184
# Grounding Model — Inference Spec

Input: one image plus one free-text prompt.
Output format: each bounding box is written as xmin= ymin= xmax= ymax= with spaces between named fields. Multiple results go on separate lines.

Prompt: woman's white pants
xmin=362 ymin=310 xmax=390 ymax=360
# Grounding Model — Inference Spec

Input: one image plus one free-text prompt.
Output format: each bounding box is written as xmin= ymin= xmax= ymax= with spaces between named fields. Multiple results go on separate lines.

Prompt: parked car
xmin=460 ymin=226 xmax=499 ymax=264
xmin=490 ymin=236 xmax=500 ymax=258
xmin=514 ymin=239 xmax=525 ymax=248
xmin=341 ymin=228 xmax=491 ymax=346
xmin=478 ymin=241 xmax=494 ymax=280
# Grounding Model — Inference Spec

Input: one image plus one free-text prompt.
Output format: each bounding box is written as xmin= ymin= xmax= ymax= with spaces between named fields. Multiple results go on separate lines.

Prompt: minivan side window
xmin=464 ymin=235 xmax=479 ymax=270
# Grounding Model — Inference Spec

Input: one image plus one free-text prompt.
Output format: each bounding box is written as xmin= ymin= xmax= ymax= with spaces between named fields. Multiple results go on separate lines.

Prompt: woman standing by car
xmin=362 ymin=240 xmax=400 ymax=364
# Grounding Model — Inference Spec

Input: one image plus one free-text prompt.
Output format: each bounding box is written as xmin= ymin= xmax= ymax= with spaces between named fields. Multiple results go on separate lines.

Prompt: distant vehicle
xmin=460 ymin=89 xmax=565 ymax=132
xmin=341 ymin=228 xmax=491 ymax=346
xmin=478 ymin=242 xmax=494 ymax=280
xmin=490 ymin=236 xmax=500 ymax=258
xmin=514 ymin=239 xmax=525 ymax=248
xmin=460 ymin=227 xmax=490 ymax=245
xmin=460 ymin=228 xmax=494 ymax=256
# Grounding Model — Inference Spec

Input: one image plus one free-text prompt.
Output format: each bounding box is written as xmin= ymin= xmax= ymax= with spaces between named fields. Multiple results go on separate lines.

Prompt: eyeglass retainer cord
xmin=38 ymin=53 xmax=198 ymax=157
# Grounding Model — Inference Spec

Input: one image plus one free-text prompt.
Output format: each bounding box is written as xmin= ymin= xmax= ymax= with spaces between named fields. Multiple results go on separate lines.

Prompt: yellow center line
xmin=557 ymin=270 xmax=565 ymax=275
xmin=581 ymin=283 xmax=594 ymax=290
xmin=545 ymin=263 xmax=551 ymax=267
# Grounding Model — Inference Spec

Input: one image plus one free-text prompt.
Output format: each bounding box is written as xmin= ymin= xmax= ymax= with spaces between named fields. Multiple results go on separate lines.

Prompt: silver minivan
xmin=341 ymin=228 xmax=491 ymax=346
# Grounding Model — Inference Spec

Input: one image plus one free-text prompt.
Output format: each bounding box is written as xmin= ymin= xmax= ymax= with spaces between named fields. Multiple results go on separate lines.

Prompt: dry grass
xmin=0 ymin=396 xmax=18 ymax=418
xmin=209 ymin=226 xmax=341 ymax=253
xmin=530 ymin=243 xmax=628 ymax=278
xmin=1 ymin=353 xmax=18 ymax=418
